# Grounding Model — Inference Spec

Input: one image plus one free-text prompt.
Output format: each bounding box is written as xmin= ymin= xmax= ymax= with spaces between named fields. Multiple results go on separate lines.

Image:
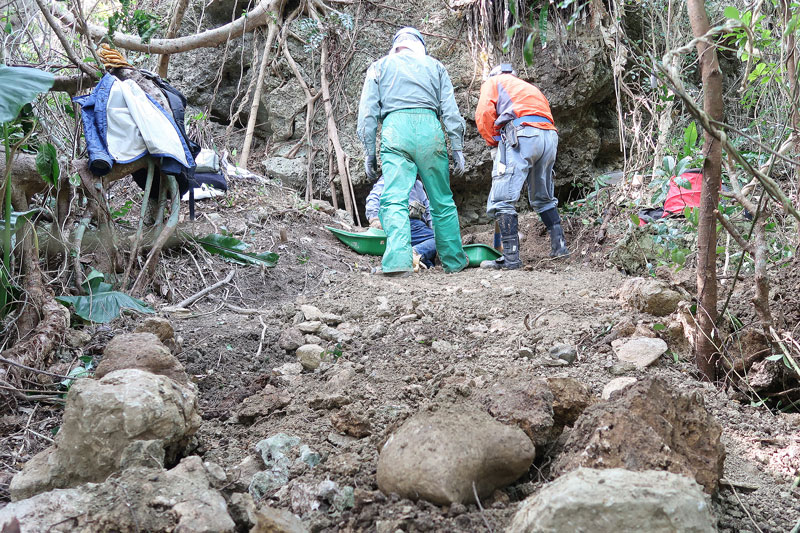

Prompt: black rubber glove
xmin=365 ymin=154 xmax=378 ymax=181
xmin=452 ymin=150 xmax=465 ymax=178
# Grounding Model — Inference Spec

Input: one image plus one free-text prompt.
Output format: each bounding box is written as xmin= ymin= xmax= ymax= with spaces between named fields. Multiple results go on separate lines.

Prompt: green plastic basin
xmin=326 ymin=226 xmax=387 ymax=256
xmin=464 ymin=243 xmax=502 ymax=266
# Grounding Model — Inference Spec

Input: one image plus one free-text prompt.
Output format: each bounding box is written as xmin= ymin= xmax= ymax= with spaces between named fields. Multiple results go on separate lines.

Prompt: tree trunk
xmin=239 ymin=23 xmax=279 ymax=168
xmin=781 ymin=0 xmax=800 ymax=241
xmin=687 ymin=0 xmax=723 ymax=380
xmin=157 ymin=0 xmax=192 ymax=78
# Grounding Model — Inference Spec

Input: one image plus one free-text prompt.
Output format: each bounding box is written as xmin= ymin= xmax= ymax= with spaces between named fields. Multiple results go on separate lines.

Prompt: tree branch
xmin=33 ymin=0 xmax=100 ymax=79
xmin=49 ymin=0 xmax=281 ymax=54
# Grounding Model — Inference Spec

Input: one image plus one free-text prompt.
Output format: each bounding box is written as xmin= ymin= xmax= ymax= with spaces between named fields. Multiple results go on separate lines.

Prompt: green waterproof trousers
xmin=379 ymin=109 xmax=467 ymax=273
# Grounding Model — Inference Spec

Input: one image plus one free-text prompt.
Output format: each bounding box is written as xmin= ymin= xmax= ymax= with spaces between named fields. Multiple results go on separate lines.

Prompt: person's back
xmin=356 ymin=27 xmax=468 ymax=276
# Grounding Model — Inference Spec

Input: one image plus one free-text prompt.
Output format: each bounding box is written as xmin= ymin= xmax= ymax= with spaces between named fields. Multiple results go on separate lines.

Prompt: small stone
xmin=297 ymin=321 xmax=323 ymax=333
xmin=518 ymin=347 xmax=534 ymax=359
xmin=304 ymin=334 xmax=323 ymax=345
xmin=480 ymin=280 xmax=491 ymax=288
xmin=296 ymin=344 xmax=325 ymax=371
xmin=540 ymin=357 xmax=569 ymax=367
xmin=432 ymin=340 xmax=453 ymax=354
xmin=502 ymin=286 xmax=517 ymax=296
xmin=273 ymin=362 xmax=303 ymax=376
xmin=611 ymin=337 xmax=668 ymax=369
xmin=397 ymin=314 xmax=418 ymax=323
xmin=310 ymin=199 xmax=336 ymax=215
xmin=608 ymin=362 xmax=637 ymax=375
xmin=549 ymin=344 xmax=577 ymax=364
xmin=300 ymin=304 xmax=324 ymax=321
xmin=601 ymin=377 xmax=638 ymax=400
xmin=278 ymin=328 xmax=304 ymax=352
xmin=331 ymin=408 xmax=372 ymax=438
xmin=65 ymin=329 xmax=92 ymax=348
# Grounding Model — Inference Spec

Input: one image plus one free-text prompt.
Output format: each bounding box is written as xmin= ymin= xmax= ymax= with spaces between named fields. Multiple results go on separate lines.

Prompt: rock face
xmin=10 ymin=369 xmax=201 ymax=500
xmin=96 ymin=332 xmax=189 ymax=384
xmin=552 ymin=378 xmax=725 ymax=493
xmin=376 ymin=404 xmax=535 ymax=504
xmin=168 ymin=0 xmax=618 ymax=217
xmin=507 ymin=468 xmax=716 ymax=533
xmin=0 ymin=457 xmax=235 ymax=533
xmin=619 ymin=277 xmax=684 ymax=316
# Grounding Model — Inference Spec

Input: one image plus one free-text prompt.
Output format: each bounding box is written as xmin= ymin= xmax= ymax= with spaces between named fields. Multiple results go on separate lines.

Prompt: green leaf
xmin=538 ymin=3 xmax=548 ymax=47
xmin=723 ymin=6 xmax=740 ymax=20
xmin=194 ymin=233 xmax=279 ymax=267
xmin=35 ymin=143 xmax=60 ymax=186
xmin=629 ymin=213 xmax=640 ymax=226
xmin=765 ymin=353 xmax=784 ymax=361
xmin=653 ymin=323 xmax=666 ymax=331
xmin=0 ymin=65 xmax=55 ymax=123
xmin=0 ymin=209 xmax=39 ymax=237
xmin=523 ymin=33 xmax=535 ymax=65
xmin=502 ymin=23 xmax=521 ymax=53
xmin=56 ymin=269 xmax=154 ymax=323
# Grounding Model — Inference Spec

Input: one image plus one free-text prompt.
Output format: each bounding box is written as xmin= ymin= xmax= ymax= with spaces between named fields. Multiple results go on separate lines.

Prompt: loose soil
xmin=1 ymin=177 xmax=798 ymax=532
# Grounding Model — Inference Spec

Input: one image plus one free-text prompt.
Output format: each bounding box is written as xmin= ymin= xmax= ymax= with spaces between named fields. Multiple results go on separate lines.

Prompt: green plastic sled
xmin=463 ymin=243 xmax=502 ymax=267
xmin=326 ymin=226 xmax=387 ymax=256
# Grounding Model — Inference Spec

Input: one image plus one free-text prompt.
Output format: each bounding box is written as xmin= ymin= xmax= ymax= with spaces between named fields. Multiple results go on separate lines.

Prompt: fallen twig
xmin=173 ymin=270 xmax=236 ymax=309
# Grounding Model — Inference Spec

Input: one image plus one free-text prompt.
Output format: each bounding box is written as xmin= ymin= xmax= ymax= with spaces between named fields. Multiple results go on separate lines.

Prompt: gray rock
xmin=602 ymin=377 xmax=638 ymax=399
xmin=279 ymin=328 xmax=305 ymax=352
xmin=10 ymin=369 xmax=200 ymax=500
xmin=377 ymin=404 xmax=535 ymax=504
xmin=296 ymin=344 xmax=325 ymax=370
xmin=263 ymin=156 xmax=306 ymax=188
xmin=518 ymin=347 xmax=534 ymax=358
xmin=507 ymin=468 xmax=716 ymax=533
xmin=310 ymin=199 xmax=336 ymax=215
xmin=1 ymin=456 xmax=235 ymax=533
xmin=549 ymin=344 xmax=577 ymax=364
xmin=432 ymin=340 xmax=453 ymax=354
xmin=297 ymin=321 xmax=323 ymax=333
xmin=619 ymin=277 xmax=684 ymax=316
xmin=273 ymin=362 xmax=304 ymax=376
xmin=611 ymin=337 xmax=668 ymax=369
xmin=300 ymin=304 xmax=324 ymax=321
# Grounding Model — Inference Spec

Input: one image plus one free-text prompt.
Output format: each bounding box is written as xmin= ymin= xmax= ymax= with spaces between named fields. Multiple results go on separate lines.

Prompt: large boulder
xmin=0 ymin=457 xmax=235 ymax=533
xmin=552 ymin=378 xmax=725 ymax=493
xmin=96 ymin=332 xmax=189 ymax=384
xmin=507 ymin=468 xmax=716 ymax=533
xmin=619 ymin=277 xmax=684 ymax=316
xmin=377 ymin=403 xmax=535 ymax=504
xmin=10 ymin=369 xmax=201 ymax=500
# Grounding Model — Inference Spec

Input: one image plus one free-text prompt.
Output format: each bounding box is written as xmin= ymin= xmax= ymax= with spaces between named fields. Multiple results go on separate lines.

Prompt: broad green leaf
xmin=538 ymin=3 xmax=548 ymax=47
xmin=723 ymin=6 xmax=739 ymax=20
xmin=765 ymin=353 xmax=784 ymax=361
xmin=36 ymin=143 xmax=60 ymax=186
xmin=194 ymin=233 xmax=279 ymax=267
xmin=0 ymin=65 xmax=55 ymax=123
xmin=502 ymin=23 xmax=521 ymax=53
xmin=629 ymin=213 xmax=640 ymax=226
xmin=0 ymin=209 xmax=39 ymax=237
xmin=523 ymin=33 xmax=535 ymax=65
xmin=653 ymin=323 xmax=666 ymax=331
xmin=683 ymin=122 xmax=698 ymax=155
xmin=56 ymin=287 xmax=154 ymax=323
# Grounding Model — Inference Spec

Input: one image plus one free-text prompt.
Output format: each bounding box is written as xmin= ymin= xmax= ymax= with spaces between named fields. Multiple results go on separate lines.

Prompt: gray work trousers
xmin=486 ymin=126 xmax=559 ymax=217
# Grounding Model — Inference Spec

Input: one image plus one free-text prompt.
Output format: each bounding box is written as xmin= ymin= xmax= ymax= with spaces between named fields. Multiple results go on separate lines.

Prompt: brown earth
xmin=1 ymin=177 xmax=798 ymax=532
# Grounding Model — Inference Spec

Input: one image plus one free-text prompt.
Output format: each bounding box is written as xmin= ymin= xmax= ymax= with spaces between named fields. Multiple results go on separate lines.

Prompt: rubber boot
xmin=481 ymin=213 xmax=522 ymax=269
xmin=549 ymin=223 xmax=569 ymax=257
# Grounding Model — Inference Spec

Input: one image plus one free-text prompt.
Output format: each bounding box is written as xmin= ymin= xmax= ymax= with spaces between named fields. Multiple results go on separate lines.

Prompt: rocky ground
xmin=0 ymin=176 xmax=799 ymax=532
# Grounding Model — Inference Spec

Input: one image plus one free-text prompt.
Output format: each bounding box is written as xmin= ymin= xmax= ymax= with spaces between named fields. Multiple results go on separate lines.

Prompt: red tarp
xmin=663 ymin=171 xmax=703 ymax=215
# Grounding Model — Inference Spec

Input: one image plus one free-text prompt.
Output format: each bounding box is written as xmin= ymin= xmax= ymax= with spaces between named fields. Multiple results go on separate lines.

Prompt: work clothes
xmin=74 ymin=73 xmax=195 ymax=178
xmin=365 ymin=176 xmax=432 ymax=228
xmin=410 ymin=219 xmax=436 ymax=268
xmin=357 ymin=44 xmax=467 ymax=274
xmin=366 ymin=176 xmax=437 ymax=267
xmin=376 ymin=109 xmax=466 ymax=273
xmin=357 ymin=52 xmax=465 ymax=157
xmin=475 ymin=74 xmax=558 ymax=217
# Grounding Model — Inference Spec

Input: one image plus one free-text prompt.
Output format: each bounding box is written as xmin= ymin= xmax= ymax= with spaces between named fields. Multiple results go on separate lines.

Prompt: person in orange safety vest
xmin=475 ymin=63 xmax=568 ymax=269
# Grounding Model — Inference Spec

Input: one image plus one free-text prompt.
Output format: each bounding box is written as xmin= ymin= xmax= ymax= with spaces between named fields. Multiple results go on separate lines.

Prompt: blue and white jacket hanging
xmin=73 ymin=73 xmax=195 ymax=177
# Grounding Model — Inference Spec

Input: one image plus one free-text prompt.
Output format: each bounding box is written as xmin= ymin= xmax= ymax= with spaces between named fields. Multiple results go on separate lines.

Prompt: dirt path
xmin=172 ymin=210 xmax=798 ymax=531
